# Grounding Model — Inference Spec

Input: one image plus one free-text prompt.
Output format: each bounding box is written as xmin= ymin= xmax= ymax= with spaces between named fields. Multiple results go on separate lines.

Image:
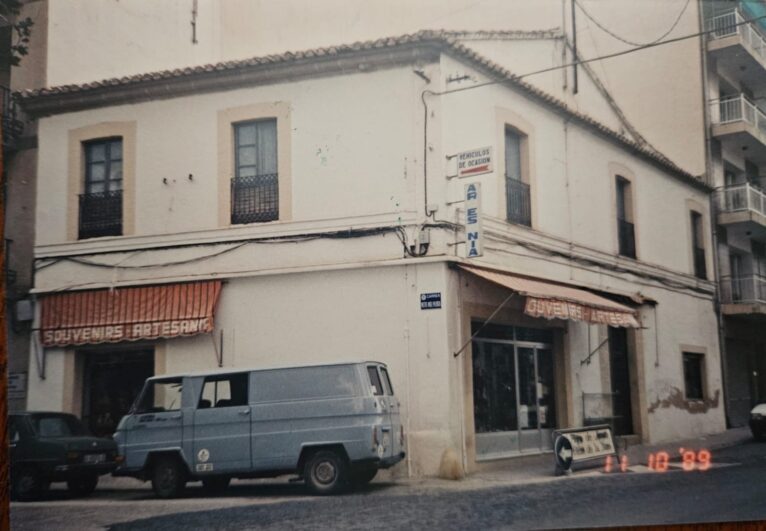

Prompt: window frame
xmin=503 ymin=125 xmax=532 ymax=227
xmin=230 ymin=118 xmax=279 ymax=224
xmin=615 ymin=175 xmax=637 ymax=259
xmin=682 ymin=351 xmax=706 ymax=401
xmin=690 ymin=210 xmax=707 ymax=280
xmin=83 ymin=137 xmax=124 ymax=195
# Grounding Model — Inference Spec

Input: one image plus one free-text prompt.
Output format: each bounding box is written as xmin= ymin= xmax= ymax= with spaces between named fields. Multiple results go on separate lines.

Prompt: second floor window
xmin=691 ymin=211 xmax=707 ymax=280
xmin=231 ymin=119 xmax=278 ymax=224
xmin=505 ymin=127 xmax=531 ymax=227
xmin=79 ymin=138 xmax=123 ymax=239
xmin=616 ymin=177 xmax=636 ymax=259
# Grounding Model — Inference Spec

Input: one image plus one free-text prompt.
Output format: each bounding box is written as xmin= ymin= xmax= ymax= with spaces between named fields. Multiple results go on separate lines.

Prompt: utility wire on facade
xmin=574 ymin=0 xmax=692 ymax=47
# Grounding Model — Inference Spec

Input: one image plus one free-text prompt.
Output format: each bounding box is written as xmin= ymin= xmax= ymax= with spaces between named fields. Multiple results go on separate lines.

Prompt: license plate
xmin=84 ymin=453 xmax=105 ymax=464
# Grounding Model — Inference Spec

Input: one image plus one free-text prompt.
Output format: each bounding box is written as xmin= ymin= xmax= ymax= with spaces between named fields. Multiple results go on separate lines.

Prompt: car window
xmin=199 ymin=373 xmax=248 ymax=408
xmin=135 ymin=378 xmax=183 ymax=413
xmin=380 ymin=367 xmax=394 ymax=395
xmin=31 ymin=415 xmax=87 ymax=437
xmin=367 ymin=366 xmax=383 ymax=396
xmin=8 ymin=417 xmax=20 ymax=443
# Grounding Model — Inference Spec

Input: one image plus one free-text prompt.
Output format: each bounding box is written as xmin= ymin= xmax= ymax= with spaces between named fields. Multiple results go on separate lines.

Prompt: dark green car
xmin=9 ymin=412 xmax=119 ymax=501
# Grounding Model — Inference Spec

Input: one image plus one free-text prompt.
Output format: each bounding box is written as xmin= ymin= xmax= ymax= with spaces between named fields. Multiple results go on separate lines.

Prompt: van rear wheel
xmin=304 ymin=450 xmax=348 ymax=495
xmin=151 ymin=456 xmax=186 ymax=499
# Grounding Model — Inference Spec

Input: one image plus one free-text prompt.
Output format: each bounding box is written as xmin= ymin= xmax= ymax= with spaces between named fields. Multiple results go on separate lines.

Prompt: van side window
xmin=367 ymin=366 xmax=383 ymax=396
xmin=136 ymin=378 xmax=183 ymax=413
xmin=380 ymin=367 xmax=394 ymax=395
xmin=199 ymin=373 xmax=248 ymax=408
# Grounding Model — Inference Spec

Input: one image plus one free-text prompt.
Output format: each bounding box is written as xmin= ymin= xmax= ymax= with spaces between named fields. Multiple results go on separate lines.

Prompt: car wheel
xmin=67 ymin=474 xmax=99 ymax=497
xmin=201 ymin=476 xmax=231 ymax=494
xmin=151 ymin=456 xmax=187 ymax=499
xmin=12 ymin=467 xmax=47 ymax=501
xmin=351 ymin=466 xmax=377 ymax=486
xmin=304 ymin=450 xmax=349 ymax=495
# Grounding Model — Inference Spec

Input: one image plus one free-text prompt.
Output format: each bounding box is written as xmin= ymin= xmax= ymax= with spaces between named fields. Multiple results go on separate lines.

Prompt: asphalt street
xmin=10 ymin=440 xmax=766 ymax=530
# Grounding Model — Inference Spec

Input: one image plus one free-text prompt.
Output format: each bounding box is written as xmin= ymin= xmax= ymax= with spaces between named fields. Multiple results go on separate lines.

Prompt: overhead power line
xmin=575 ymin=0 xmax=692 ymax=47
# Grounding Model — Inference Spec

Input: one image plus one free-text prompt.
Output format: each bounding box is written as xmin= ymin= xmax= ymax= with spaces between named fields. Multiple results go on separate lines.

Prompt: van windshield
xmin=134 ymin=378 xmax=183 ymax=413
xmin=367 ymin=366 xmax=383 ymax=396
xmin=380 ymin=367 xmax=394 ymax=395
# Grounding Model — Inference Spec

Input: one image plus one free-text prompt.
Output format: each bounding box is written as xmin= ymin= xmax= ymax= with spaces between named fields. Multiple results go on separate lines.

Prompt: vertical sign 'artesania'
xmin=465 ymin=183 xmax=483 ymax=258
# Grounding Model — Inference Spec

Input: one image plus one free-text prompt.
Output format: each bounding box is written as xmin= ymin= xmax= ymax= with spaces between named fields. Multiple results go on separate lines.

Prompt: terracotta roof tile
xmin=16 ymin=29 xmax=704 ymax=186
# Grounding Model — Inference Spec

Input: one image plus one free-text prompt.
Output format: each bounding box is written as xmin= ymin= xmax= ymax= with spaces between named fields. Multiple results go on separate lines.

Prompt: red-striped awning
xmin=40 ymin=281 xmax=222 ymax=348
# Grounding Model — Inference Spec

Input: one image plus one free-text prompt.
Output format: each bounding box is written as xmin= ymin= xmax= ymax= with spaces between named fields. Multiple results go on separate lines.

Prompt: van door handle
xmin=238 ymin=409 xmax=250 ymax=416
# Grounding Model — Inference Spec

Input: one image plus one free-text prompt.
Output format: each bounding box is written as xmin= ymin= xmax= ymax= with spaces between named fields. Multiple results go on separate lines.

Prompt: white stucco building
xmin=18 ymin=29 xmax=727 ymax=477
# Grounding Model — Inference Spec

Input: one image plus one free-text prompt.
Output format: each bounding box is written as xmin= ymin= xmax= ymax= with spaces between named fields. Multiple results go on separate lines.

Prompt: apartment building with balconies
xmin=703 ymin=0 xmax=766 ymax=427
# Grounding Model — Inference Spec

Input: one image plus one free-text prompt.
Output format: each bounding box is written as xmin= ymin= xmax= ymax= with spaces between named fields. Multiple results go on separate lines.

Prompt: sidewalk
xmin=403 ymin=426 xmax=753 ymax=492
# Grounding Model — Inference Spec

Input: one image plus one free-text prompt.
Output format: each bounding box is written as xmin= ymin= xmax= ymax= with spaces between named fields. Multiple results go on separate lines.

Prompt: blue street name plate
xmin=420 ymin=292 xmax=442 ymax=310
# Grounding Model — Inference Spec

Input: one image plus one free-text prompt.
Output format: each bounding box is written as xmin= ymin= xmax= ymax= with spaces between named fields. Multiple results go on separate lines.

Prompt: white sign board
xmin=465 ymin=183 xmax=483 ymax=258
xmin=457 ymin=147 xmax=493 ymax=178
xmin=8 ymin=372 xmax=27 ymax=399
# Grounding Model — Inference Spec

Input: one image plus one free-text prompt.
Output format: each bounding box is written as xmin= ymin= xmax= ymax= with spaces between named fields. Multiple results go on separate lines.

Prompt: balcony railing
xmin=715 ymin=183 xmax=766 ymax=217
xmin=707 ymin=8 xmax=766 ymax=62
xmin=694 ymin=246 xmax=707 ymax=280
xmin=710 ymin=95 xmax=766 ymax=136
xmin=78 ymin=190 xmax=123 ymax=239
xmin=231 ymin=173 xmax=279 ymax=225
xmin=1 ymin=85 xmax=24 ymax=150
xmin=506 ymin=178 xmax=531 ymax=226
xmin=617 ymin=218 xmax=636 ymax=259
xmin=720 ymin=275 xmax=766 ymax=304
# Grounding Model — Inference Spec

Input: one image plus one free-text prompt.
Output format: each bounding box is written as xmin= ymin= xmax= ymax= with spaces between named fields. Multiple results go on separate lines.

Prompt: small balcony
xmin=505 ymin=178 xmax=531 ymax=227
xmin=707 ymin=8 xmax=766 ymax=91
xmin=715 ymin=183 xmax=766 ymax=238
xmin=617 ymin=218 xmax=636 ymax=259
xmin=709 ymin=95 xmax=766 ymax=164
xmin=231 ymin=173 xmax=279 ymax=225
xmin=720 ymin=275 xmax=766 ymax=316
xmin=78 ymin=190 xmax=123 ymax=239
xmin=1 ymin=86 xmax=24 ymax=151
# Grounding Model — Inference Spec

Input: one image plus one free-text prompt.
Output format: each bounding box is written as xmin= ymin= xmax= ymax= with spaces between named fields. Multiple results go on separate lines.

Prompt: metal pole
xmin=571 ymin=0 xmax=579 ymax=94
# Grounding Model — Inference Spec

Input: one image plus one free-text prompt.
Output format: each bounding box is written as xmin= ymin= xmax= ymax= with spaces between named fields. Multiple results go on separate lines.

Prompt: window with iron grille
xmin=79 ymin=138 xmax=123 ymax=239
xmin=231 ymin=119 xmax=278 ymax=224
xmin=616 ymin=177 xmax=636 ymax=259
xmin=682 ymin=352 xmax=705 ymax=400
xmin=505 ymin=127 xmax=531 ymax=226
xmin=691 ymin=211 xmax=707 ymax=279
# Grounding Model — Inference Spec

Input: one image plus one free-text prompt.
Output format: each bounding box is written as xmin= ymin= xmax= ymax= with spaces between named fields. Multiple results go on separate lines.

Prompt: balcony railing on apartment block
xmin=710 ymin=95 xmax=766 ymax=136
xmin=720 ymin=275 xmax=766 ymax=304
xmin=505 ymin=178 xmax=531 ymax=227
xmin=231 ymin=173 xmax=279 ymax=225
xmin=78 ymin=190 xmax=123 ymax=239
xmin=1 ymin=85 xmax=24 ymax=149
xmin=715 ymin=182 xmax=766 ymax=217
xmin=707 ymin=8 xmax=766 ymax=62
xmin=617 ymin=218 xmax=636 ymax=259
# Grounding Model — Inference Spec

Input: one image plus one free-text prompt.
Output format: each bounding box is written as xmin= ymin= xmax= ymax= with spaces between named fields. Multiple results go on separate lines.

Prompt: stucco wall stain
xmin=647 ymin=387 xmax=720 ymax=414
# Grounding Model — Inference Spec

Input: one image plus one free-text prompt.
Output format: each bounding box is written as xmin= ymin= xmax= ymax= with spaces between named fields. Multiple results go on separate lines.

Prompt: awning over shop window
xmin=40 ymin=280 xmax=222 ymax=348
xmin=459 ymin=264 xmax=640 ymax=328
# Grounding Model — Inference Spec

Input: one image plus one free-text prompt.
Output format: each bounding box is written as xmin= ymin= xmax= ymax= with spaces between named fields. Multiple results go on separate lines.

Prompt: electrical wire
xmin=575 ymin=0 xmax=692 ymax=47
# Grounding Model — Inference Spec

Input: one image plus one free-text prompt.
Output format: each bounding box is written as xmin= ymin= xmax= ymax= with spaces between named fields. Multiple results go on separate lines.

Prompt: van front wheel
xmin=304 ymin=450 xmax=348 ymax=495
xmin=151 ymin=456 xmax=186 ymax=499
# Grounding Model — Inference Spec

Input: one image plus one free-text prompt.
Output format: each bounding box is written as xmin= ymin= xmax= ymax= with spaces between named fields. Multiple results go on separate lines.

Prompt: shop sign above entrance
xmin=465 ymin=182 xmax=483 ymax=258
xmin=457 ymin=146 xmax=493 ymax=178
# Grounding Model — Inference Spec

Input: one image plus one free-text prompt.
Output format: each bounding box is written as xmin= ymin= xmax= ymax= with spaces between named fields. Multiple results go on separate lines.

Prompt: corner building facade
xmin=22 ymin=34 xmax=726 ymax=476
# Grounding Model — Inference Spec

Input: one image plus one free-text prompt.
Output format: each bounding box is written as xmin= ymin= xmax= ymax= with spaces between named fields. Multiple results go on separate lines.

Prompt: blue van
xmin=113 ymin=361 xmax=405 ymax=497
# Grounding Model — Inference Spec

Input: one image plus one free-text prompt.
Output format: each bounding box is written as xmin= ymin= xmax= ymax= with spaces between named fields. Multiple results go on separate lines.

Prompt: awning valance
xmin=459 ymin=264 xmax=640 ymax=328
xmin=40 ymin=280 xmax=222 ymax=347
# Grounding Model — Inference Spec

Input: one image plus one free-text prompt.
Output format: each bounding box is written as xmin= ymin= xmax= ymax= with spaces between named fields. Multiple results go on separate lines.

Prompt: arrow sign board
xmin=553 ymin=425 xmax=616 ymax=472
xmin=457 ymin=147 xmax=493 ymax=178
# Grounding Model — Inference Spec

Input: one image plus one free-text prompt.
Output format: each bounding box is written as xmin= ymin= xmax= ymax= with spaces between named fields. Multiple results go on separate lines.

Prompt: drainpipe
xmin=698 ymin=0 xmax=731 ymax=428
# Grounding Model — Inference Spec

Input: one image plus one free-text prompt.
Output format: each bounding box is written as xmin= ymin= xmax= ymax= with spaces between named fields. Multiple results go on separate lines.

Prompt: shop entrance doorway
xmin=608 ymin=327 xmax=634 ymax=436
xmin=472 ymin=323 xmax=556 ymax=459
xmin=82 ymin=349 xmax=154 ymax=437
